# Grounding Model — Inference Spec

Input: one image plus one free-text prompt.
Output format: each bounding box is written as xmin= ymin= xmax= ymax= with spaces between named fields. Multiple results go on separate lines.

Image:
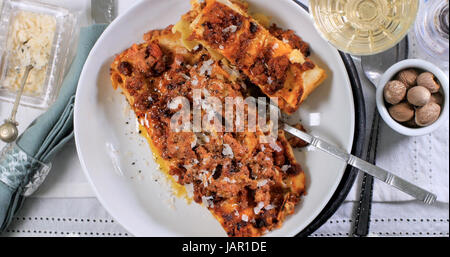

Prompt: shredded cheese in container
xmin=3 ymin=11 xmax=56 ymax=96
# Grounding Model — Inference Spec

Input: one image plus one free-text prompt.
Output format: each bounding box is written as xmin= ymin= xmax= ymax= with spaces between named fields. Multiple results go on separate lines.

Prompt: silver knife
xmin=353 ymin=37 xmax=410 ymax=237
xmin=91 ymin=0 xmax=117 ymax=24
xmin=282 ymin=123 xmax=437 ymax=205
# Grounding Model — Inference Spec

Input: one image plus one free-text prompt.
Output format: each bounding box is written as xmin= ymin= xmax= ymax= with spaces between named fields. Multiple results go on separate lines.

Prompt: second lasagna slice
xmin=187 ymin=0 xmax=327 ymax=114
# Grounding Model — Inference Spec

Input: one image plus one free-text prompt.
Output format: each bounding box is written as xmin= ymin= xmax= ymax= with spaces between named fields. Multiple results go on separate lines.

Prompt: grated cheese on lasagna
xmin=109 ymin=0 xmax=319 ymax=237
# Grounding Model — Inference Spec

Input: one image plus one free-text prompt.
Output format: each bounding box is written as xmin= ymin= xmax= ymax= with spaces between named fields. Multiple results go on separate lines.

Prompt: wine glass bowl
xmin=309 ymin=0 xmax=419 ymax=56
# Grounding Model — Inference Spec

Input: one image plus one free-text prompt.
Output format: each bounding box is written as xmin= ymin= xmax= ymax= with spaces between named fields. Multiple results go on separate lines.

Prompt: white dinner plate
xmin=74 ymin=0 xmax=355 ymax=237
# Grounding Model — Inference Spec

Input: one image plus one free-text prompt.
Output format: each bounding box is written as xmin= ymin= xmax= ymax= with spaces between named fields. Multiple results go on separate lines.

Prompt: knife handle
xmin=283 ymin=124 xmax=437 ymax=205
xmin=345 ymin=155 xmax=436 ymax=204
xmin=354 ymin=110 xmax=380 ymax=237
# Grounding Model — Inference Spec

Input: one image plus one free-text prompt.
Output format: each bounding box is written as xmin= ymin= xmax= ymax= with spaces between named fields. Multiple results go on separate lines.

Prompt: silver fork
xmin=282 ymin=123 xmax=437 ymax=205
xmin=261 ymin=93 xmax=436 ymax=206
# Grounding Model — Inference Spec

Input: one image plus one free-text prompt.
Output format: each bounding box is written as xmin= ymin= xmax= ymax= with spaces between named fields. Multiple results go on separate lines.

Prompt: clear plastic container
xmin=0 ymin=0 xmax=78 ymax=109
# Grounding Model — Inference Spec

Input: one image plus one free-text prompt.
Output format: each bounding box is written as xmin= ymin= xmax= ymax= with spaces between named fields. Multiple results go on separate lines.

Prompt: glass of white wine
xmin=309 ymin=0 xmax=419 ymax=56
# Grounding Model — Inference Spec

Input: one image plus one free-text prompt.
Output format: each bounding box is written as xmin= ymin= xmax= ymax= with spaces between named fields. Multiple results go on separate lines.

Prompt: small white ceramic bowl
xmin=376 ymin=59 xmax=449 ymax=136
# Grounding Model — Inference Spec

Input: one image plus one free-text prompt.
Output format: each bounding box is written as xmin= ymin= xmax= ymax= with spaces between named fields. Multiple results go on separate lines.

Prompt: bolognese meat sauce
xmin=110 ymin=5 xmax=312 ymax=236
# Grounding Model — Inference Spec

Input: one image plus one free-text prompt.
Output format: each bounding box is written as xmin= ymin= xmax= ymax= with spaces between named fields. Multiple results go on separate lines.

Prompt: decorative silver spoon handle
xmin=283 ymin=124 xmax=437 ymax=205
xmin=0 ymin=65 xmax=33 ymax=143
xmin=9 ymin=65 xmax=33 ymax=122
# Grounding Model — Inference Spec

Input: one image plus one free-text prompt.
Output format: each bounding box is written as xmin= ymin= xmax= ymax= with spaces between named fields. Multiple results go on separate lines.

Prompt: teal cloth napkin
xmin=0 ymin=24 xmax=107 ymax=232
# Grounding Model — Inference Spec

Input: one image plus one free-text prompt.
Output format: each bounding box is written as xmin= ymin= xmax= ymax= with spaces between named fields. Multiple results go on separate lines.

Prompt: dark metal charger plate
xmin=293 ymin=1 xmax=367 ymax=237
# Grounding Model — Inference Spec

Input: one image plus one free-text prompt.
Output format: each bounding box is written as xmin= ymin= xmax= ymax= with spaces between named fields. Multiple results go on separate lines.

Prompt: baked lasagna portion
xmin=184 ymin=0 xmax=327 ymax=114
xmin=109 ymin=0 xmax=323 ymax=237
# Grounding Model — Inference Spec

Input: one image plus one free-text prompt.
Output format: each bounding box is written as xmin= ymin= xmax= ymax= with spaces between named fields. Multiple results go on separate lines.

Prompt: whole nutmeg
xmin=397 ymin=69 xmax=418 ymax=88
xmin=417 ymin=72 xmax=440 ymax=93
xmin=403 ymin=118 xmax=419 ymax=128
xmin=430 ymin=93 xmax=444 ymax=106
xmin=389 ymin=102 xmax=415 ymax=122
xmin=415 ymin=102 xmax=441 ymax=127
xmin=384 ymin=80 xmax=407 ymax=105
xmin=407 ymin=86 xmax=431 ymax=106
